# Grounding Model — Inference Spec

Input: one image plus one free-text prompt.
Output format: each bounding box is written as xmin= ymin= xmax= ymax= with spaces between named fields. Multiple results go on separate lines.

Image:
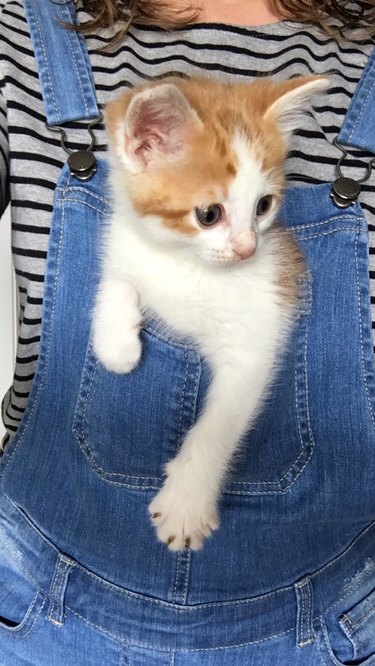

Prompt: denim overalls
xmin=1 ymin=1 xmax=375 ymax=664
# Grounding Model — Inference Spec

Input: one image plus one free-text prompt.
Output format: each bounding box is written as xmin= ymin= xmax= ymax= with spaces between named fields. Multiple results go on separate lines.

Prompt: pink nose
xmin=232 ymin=230 xmax=257 ymax=259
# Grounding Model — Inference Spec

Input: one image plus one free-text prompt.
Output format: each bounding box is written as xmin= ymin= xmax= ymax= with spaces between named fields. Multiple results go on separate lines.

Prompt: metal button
xmin=68 ymin=150 xmax=96 ymax=181
xmin=331 ymin=177 xmax=361 ymax=208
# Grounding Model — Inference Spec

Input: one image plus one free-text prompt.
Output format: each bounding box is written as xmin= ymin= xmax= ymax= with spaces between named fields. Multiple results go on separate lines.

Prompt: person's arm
xmin=0 ymin=86 xmax=9 ymax=218
xmin=0 ymin=0 xmax=9 ymax=218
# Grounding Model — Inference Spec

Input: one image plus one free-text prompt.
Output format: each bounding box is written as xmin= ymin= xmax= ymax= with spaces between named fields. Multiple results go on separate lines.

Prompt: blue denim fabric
xmin=337 ymin=38 xmax=375 ymax=153
xmin=1 ymin=494 xmax=375 ymax=665
xmin=2 ymin=162 xmax=375 ymax=664
xmin=22 ymin=0 xmax=99 ymax=125
xmin=1 ymin=0 xmax=375 ymax=663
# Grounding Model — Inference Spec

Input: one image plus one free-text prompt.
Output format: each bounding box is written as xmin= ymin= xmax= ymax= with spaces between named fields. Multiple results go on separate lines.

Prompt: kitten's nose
xmin=232 ymin=230 xmax=257 ymax=260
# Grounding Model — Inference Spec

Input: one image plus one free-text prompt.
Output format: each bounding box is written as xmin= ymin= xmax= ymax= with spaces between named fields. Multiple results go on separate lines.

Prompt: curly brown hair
xmin=77 ymin=1 xmax=375 ymax=44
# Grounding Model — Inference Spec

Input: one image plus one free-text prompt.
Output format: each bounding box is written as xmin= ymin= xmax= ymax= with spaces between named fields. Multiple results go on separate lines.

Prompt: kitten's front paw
xmin=149 ymin=477 xmax=219 ymax=551
xmin=93 ymin=329 xmax=142 ymax=374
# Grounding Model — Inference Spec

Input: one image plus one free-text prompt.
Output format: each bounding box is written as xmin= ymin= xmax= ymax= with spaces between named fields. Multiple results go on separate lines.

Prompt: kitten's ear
xmin=264 ymin=76 xmax=329 ymax=139
xmin=122 ymin=83 xmax=202 ymax=173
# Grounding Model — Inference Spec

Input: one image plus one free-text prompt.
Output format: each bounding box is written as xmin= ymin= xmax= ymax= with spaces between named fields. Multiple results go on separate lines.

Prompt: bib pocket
xmin=73 ymin=274 xmax=314 ymax=495
xmin=73 ymin=321 xmax=202 ymax=489
xmin=226 ymin=270 xmax=314 ymax=495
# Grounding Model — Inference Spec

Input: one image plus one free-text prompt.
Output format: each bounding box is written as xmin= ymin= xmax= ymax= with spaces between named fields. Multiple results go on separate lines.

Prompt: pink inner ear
xmin=135 ymin=99 xmax=184 ymax=162
xmin=125 ymin=85 xmax=194 ymax=169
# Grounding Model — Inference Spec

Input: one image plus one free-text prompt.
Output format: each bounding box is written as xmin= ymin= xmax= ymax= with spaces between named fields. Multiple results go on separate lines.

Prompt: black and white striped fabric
xmin=0 ymin=0 xmax=374 ymax=442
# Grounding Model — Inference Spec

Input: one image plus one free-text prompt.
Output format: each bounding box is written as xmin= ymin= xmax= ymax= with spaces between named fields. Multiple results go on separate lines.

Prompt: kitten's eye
xmin=195 ymin=204 xmax=223 ymax=227
xmin=256 ymin=195 xmax=273 ymax=218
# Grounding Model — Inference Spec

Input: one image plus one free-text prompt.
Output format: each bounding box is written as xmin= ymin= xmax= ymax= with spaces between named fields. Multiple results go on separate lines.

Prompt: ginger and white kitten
xmin=94 ymin=75 xmax=328 ymax=551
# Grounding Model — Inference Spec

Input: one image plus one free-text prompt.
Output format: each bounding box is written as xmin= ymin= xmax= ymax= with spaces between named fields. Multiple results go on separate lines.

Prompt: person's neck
xmin=195 ymin=0 xmax=282 ymax=26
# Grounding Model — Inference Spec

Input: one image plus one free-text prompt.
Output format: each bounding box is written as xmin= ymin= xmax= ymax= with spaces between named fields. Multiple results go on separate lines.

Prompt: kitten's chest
xmin=135 ymin=253 xmax=283 ymax=346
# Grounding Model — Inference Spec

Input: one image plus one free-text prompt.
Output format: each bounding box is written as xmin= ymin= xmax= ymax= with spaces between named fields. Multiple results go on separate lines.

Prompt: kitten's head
xmin=105 ymin=75 xmax=328 ymax=265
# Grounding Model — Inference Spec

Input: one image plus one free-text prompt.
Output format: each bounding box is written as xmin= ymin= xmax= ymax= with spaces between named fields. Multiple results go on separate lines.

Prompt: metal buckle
xmin=331 ymin=138 xmax=375 ymax=209
xmin=45 ymin=114 xmax=103 ymax=181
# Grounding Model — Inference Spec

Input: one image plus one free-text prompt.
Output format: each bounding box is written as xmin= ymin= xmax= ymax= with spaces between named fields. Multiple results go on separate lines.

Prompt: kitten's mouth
xmin=208 ymin=252 xmax=251 ymax=265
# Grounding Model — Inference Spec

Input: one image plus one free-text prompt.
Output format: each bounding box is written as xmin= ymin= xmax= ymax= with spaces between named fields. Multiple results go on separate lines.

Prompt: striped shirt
xmin=0 ymin=0 xmax=374 ymax=443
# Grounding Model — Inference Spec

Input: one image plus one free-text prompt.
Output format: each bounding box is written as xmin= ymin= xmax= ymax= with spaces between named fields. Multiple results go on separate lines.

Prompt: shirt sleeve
xmin=0 ymin=0 xmax=9 ymax=218
xmin=0 ymin=85 xmax=9 ymax=218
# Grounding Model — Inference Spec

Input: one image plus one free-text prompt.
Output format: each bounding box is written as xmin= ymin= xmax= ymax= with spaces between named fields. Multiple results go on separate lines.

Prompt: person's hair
xmin=77 ymin=1 xmax=375 ymax=45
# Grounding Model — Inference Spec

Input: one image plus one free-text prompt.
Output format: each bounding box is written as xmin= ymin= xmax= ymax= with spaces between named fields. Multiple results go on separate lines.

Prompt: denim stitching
xmin=296 ymin=578 xmax=314 ymax=647
xmin=347 ymin=606 xmax=375 ymax=633
xmin=0 ymin=589 xmax=38 ymax=635
xmin=339 ymin=613 xmax=353 ymax=634
xmin=17 ymin=596 xmax=46 ymax=642
xmin=320 ymin=617 xmax=342 ymax=666
xmin=172 ymin=547 xmax=192 ymax=605
xmin=290 ymin=214 xmax=359 ymax=231
xmin=0 ymin=595 xmax=46 ymax=641
xmin=68 ymin=563 xmax=293 ymax=608
xmin=297 ymin=227 xmax=360 ymax=242
xmin=346 ymin=66 xmax=375 ymax=143
xmin=7 ymin=504 xmax=375 ymax=615
xmin=73 ymin=329 xmax=198 ymax=488
xmin=315 ymin=622 xmax=329 ymax=666
xmin=59 ymin=5 xmax=90 ymax=117
xmin=48 ymin=556 xmax=76 ymax=626
xmin=62 ymin=198 xmax=359 ymax=239
xmin=127 ymin=628 xmax=295 ymax=653
xmin=48 ymin=561 xmax=64 ymax=625
xmin=323 ymin=569 xmax=375 ymax=618
xmin=304 ymin=580 xmax=314 ymax=646
xmin=142 ymin=326 xmax=198 ymax=350
xmin=0 ymin=185 xmax=67 ymax=482
xmin=72 ymin=350 xmax=162 ymax=489
xmin=177 ymin=349 xmax=190 ymax=447
xmin=64 ymin=196 xmax=362 ymax=491
xmin=169 ymin=652 xmax=175 ymax=666
xmin=341 ymin=600 xmax=375 ymax=634
xmin=72 ymin=344 xmax=161 ymax=486
xmin=227 ymin=273 xmax=314 ymax=496
xmin=55 ymin=187 xmax=110 ymax=206
xmin=119 ymin=645 xmax=129 ymax=666
xmin=183 ymin=550 xmax=191 ymax=603
xmin=314 ymin=535 xmax=375 ymax=617
xmin=355 ymin=222 xmax=375 ymax=429
xmin=60 ymin=198 xmax=109 ymax=215
xmin=301 ymin=585 xmax=307 ymax=646
xmin=293 ymin=273 xmax=315 ymax=488
xmin=173 ymin=555 xmax=181 ymax=601
xmin=72 ymin=347 xmax=164 ymax=488
xmin=30 ymin=9 xmax=58 ymax=122
xmin=65 ymin=606 xmax=295 ymax=650
xmin=318 ymin=530 xmax=375 ymax=583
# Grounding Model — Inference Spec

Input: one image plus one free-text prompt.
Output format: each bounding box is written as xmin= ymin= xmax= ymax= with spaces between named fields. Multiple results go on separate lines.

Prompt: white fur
xmin=93 ymin=130 xmax=298 ymax=552
xmin=92 ymin=76 xmax=330 ymax=550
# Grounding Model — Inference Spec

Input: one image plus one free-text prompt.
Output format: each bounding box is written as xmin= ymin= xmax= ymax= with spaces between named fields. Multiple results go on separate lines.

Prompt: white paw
xmin=149 ymin=473 xmax=219 ymax=551
xmin=93 ymin=329 xmax=142 ymax=374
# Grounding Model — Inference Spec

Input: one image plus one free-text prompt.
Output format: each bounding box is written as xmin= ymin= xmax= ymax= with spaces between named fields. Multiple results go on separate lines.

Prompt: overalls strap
xmin=23 ymin=2 xmax=375 ymax=155
xmin=337 ymin=46 xmax=375 ymax=153
xmin=22 ymin=0 xmax=99 ymax=125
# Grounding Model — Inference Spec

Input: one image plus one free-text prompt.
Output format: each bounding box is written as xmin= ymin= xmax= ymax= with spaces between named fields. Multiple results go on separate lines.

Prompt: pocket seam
xmin=0 ymin=591 xmax=45 ymax=639
xmin=73 ymin=346 xmax=162 ymax=489
xmin=225 ymin=271 xmax=314 ymax=495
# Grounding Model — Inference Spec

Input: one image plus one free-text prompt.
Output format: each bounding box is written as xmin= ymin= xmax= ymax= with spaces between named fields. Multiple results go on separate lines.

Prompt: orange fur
xmin=105 ymin=75 xmax=321 ymax=238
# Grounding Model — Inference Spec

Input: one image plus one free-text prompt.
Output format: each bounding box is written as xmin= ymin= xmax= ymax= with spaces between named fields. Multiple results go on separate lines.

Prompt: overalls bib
xmin=1 ymin=1 xmax=375 ymax=663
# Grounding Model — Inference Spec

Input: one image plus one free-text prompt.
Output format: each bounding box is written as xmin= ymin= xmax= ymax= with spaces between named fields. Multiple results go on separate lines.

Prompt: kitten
xmin=94 ymin=75 xmax=328 ymax=551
